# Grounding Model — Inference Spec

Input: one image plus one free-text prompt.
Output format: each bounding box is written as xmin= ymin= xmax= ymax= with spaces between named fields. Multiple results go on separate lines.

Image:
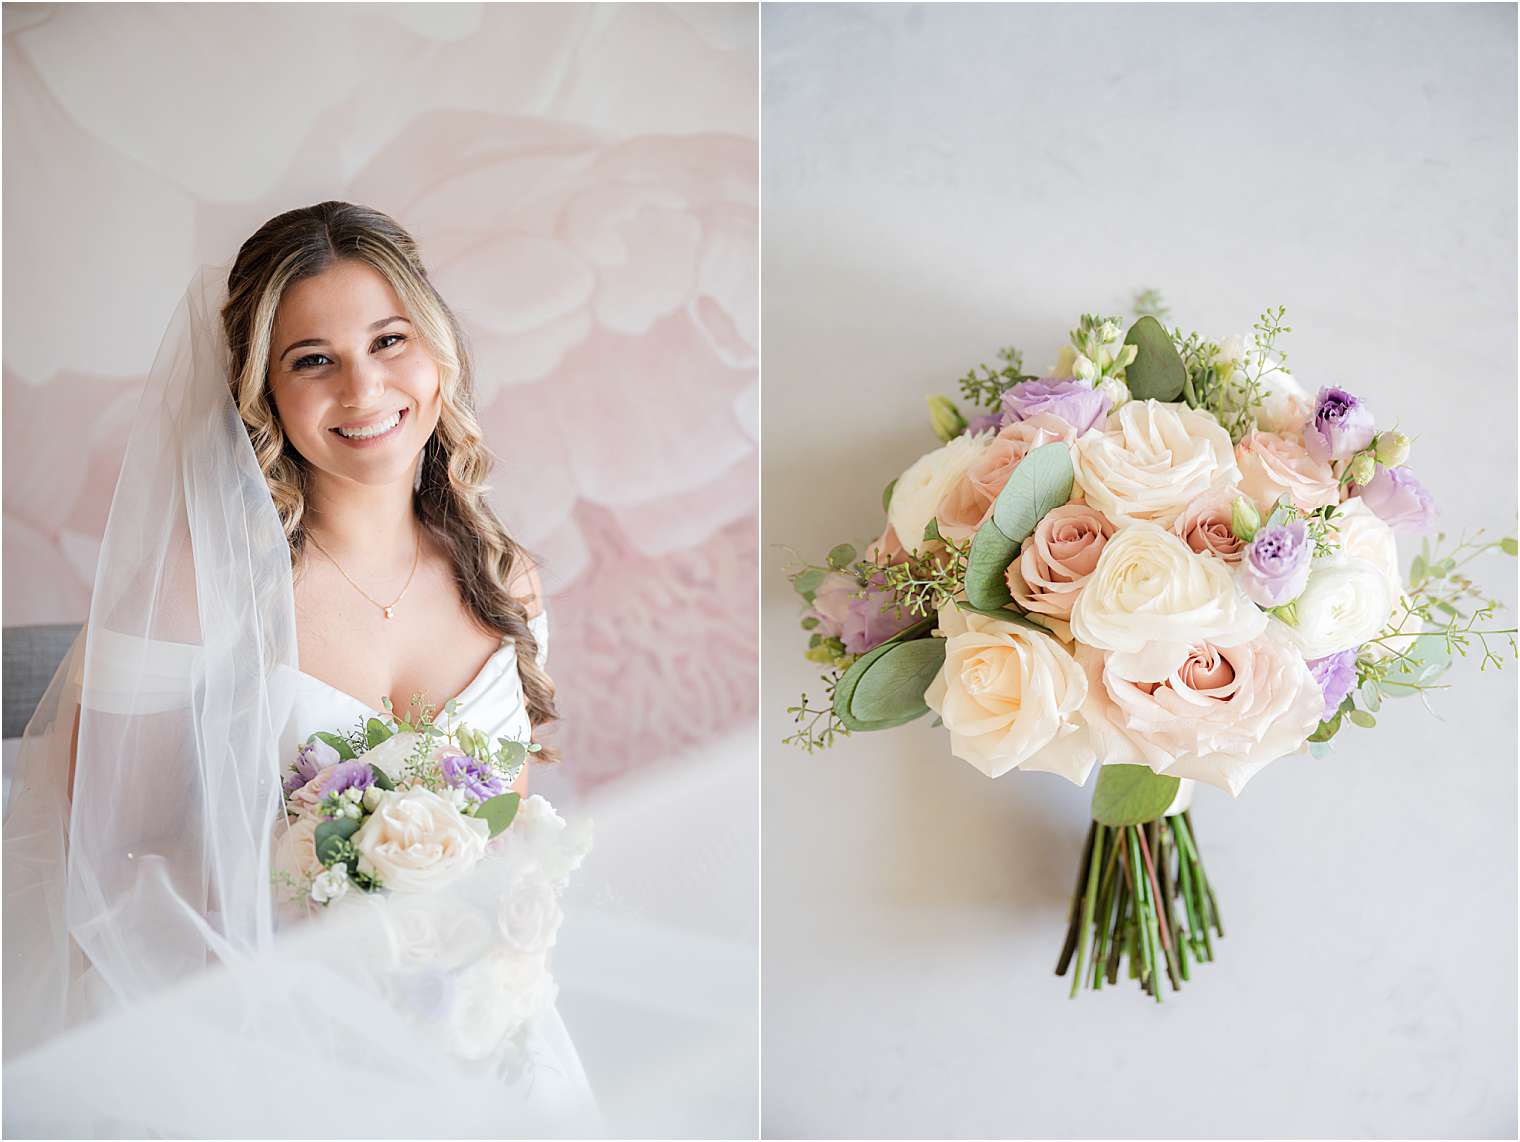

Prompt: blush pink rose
xmin=1075 ymin=626 xmax=1324 ymax=796
xmin=1005 ymin=504 xmax=1117 ymax=633
xmin=1235 ymin=430 xmax=1338 ymax=515
xmin=934 ymin=414 xmax=1078 ymax=543
xmin=1171 ymin=488 xmax=1247 ymax=563
xmin=864 ymin=524 xmax=909 ymax=567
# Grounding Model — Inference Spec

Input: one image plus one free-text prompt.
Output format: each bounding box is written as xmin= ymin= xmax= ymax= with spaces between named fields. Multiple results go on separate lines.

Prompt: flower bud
xmin=1374 ymin=431 xmax=1409 ymax=467
xmin=1099 ymin=320 xmax=1120 ymax=343
xmin=1073 ymin=353 xmax=1097 ymax=382
xmin=1347 ymin=451 xmax=1376 ymax=487
xmin=926 ymin=396 xmax=966 ymax=443
xmin=1230 ymin=496 xmax=1261 ymax=543
xmin=362 ymin=785 xmax=384 ymax=812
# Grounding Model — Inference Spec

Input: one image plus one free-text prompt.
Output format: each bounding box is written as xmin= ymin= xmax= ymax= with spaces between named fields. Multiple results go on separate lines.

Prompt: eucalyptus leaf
xmin=793 ymin=568 xmax=826 ymax=604
xmin=1358 ymin=681 xmax=1382 ymax=712
xmin=827 ymin=544 xmax=856 ymax=570
xmin=850 ymin=638 xmax=946 ymax=723
xmin=1383 ymin=633 xmax=1453 ymax=691
xmin=368 ymin=765 xmax=395 ymax=791
xmin=990 ymin=442 xmax=1074 ymax=546
xmin=923 ymin=517 xmax=944 ymax=545
xmin=964 ymin=520 xmax=1019 ymax=610
xmin=1348 ymin=710 xmax=1376 ymax=729
xmin=832 ymin=617 xmax=936 ymax=732
xmin=365 ymin=718 xmax=393 ymax=748
xmin=313 ymin=816 xmax=360 ymax=866
xmin=500 ymin=739 xmax=528 ymax=767
xmin=313 ymin=731 xmax=356 ymax=761
xmin=882 ymin=478 xmax=897 ymax=514
xmin=1502 ymin=537 xmax=1518 ymax=556
xmin=1307 ymin=741 xmax=1333 ymax=760
xmin=1307 ymin=714 xmax=1341 ymax=742
xmin=954 ymin=600 xmax=1054 ymax=634
xmin=476 ymin=792 xmax=521 ymax=838
xmin=1090 ymin=765 xmax=1181 ymax=827
xmin=1122 ymin=316 xmax=1187 ymax=402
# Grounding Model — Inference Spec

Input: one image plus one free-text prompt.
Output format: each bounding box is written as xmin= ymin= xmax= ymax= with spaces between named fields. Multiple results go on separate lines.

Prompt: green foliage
xmin=990 ymin=442 xmax=1075 ymax=544
xmin=1122 ymin=316 xmax=1187 ymax=402
xmin=964 ymin=520 xmax=1019 ymax=610
xmin=882 ymin=478 xmax=897 ymax=513
xmin=954 ymin=600 xmax=1053 ymax=634
xmin=848 ymin=637 xmax=946 ymax=723
xmin=313 ymin=817 xmax=360 ymax=866
xmin=476 ymin=792 xmax=521 ymax=838
xmin=1090 ymin=765 xmax=1181 ymax=827
xmin=1132 ymin=288 xmax=1170 ymax=322
xmin=1169 ymin=306 xmax=1292 ymax=442
xmin=365 ymin=717 xmax=393 ymax=748
xmin=866 ymin=536 xmax=973 ymax=620
xmin=784 ymin=670 xmax=852 ymax=753
xmin=956 ymin=346 xmax=1031 ymax=411
xmin=312 ymin=731 xmax=356 ymax=761
xmin=792 ymin=567 xmax=826 ymax=605
xmin=368 ymin=764 xmax=395 ymax=791
xmin=831 ymin=619 xmax=937 ymax=732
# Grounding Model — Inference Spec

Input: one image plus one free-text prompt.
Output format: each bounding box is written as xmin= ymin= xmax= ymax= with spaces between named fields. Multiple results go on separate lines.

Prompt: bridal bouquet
xmin=785 ymin=303 xmax=1514 ymax=1000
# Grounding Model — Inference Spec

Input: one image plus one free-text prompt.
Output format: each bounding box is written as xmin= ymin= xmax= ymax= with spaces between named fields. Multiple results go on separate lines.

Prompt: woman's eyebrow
xmin=278 ymin=315 xmax=411 ymax=361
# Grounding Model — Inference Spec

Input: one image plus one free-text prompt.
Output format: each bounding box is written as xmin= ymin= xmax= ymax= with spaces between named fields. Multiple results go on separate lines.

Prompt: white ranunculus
xmin=359 ymin=730 xmax=423 ymax=782
xmin=1251 ymin=359 xmax=1312 ymax=433
xmin=1280 ymin=556 xmax=1395 ymax=659
xmin=497 ymin=865 xmax=564 ymax=956
xmin=888 ymin=432 xmax=995 ymax=554
xmin=922 ymin=602 xmax=1096 ymax=783
xmin=1072 ymin=400 xmax=1239 ymax=528
xmin=1328 ymin=498 xmax=1404 ymax=604
xmin=1069 ymin=521 xmax=1267 ymax=677
xmin=353 ymin=786 xmax=490 ymax=893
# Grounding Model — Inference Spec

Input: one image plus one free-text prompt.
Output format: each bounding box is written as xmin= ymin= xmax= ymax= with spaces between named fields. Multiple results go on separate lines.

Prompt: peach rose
xmin=1235 ymin=430 xmax=1338 ymax=515
xmin=934 ymin=414 xmax=1077 ymax=543
xmin=1171 ymin=488 xmax=1247 ymax=563
xmin=1076 ymin=626 xmax=1323 ymax=796
xmin=1005 ymin=504 xmax=1117 ymax=639
xmin=864 ymin=524 xmax=908 ymax=567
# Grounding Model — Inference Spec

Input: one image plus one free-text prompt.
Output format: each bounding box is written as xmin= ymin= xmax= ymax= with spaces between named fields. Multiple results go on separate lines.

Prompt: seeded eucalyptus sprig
xmin=784 ymin=670 xmax=852 ymax=753
xmin=957 ymin=346 xmax=1034 ymax=410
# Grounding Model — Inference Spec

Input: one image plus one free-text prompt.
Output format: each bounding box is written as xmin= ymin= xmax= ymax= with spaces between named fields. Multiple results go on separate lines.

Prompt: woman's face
xmin=266 ymin=259 xmax=443 ymax=492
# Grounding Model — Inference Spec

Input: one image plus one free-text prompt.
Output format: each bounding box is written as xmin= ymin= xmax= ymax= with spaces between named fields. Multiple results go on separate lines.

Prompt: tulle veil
xmin=1 ymin=264 xmax=757 ymax=1137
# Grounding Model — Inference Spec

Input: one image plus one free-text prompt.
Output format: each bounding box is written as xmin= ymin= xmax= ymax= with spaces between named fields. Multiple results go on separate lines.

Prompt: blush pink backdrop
xmin=1 ymin=2 xmax=758 ymax=793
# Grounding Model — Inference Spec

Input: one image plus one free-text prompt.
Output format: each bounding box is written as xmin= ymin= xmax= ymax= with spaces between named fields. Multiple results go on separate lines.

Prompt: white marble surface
xmin=761 ymin=4 xmax=1517 ymax=1138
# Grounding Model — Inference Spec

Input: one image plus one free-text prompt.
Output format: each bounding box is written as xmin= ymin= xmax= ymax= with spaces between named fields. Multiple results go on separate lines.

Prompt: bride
xmin=3 ymin=203 xmax=600 ymax=1137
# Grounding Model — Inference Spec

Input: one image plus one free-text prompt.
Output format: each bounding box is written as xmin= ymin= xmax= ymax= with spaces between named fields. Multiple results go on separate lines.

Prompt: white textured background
xmin=761 ymin=4 xmax=1517 ymax=1139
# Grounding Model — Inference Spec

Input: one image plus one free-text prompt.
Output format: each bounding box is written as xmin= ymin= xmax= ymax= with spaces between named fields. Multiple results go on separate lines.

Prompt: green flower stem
xmin=1125 ymin=827 xmax=1162 ymax=1002
xmin=1055 ymin=822 xmax=1096 ymax=977
xmin=1181 ymin=810 xmax=1224 ymax=937
xmin=1106 ymin=881 xmax=1128 ymax=986
xmin=1156 ymin=824 xmax=1188 ymax=983
xmin=1070 ymin=823 xmax=1106 ymax=998
xmin=1090 ymin=834 xmax=1123 ymax=990
xmin=1138 ymin=822 xmax=1181 ymax=991
xmin=1170 ymin=818 xmax=1203 ymax=956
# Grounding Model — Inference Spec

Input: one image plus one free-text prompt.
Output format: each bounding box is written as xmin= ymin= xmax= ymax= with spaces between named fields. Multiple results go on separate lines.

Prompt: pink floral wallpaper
xmin=1 ymin=3 xmax=758 ymax=790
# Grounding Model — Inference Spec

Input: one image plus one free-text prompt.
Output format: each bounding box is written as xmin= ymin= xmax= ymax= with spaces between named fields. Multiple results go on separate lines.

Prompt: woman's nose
xmin=336 ymin=357 xmax=387 ymax=407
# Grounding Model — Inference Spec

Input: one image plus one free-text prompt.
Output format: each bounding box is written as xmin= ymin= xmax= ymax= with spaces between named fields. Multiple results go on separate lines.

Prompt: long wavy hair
xmin=220 ymin=201 xmax=557 ymax=757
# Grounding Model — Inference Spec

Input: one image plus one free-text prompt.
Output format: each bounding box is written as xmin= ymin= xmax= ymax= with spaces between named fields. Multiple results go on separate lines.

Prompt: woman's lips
xmin=330 ymin=407 xmax=407 ymax=447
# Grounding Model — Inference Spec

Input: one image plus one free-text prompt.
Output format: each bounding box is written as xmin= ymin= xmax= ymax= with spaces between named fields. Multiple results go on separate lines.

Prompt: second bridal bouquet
xmin=786 ymin=302 xmax=1514 ymax=1000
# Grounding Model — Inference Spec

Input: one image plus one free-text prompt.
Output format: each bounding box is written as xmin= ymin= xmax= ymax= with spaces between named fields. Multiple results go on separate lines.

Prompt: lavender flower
xmin=317 ymin=759 xmax=376 ymax=798
xmin=840 ymin=585 xmax=919 ymax=655
xmin=284 ymin=738 xmax=339 ymax=795
xmin=1239 ymin=521 xmax=1312 ymax=607
xmin=963 ymin=411 xmax=1004 ymax=437
xmin=1307 ymin=650 xmax=1358 ymax=722
xmin=440 ymin=749 xmax=507 ymax=803
xmin=1000 ymin=378 xmax=1110 ymax=436
xmin=1303 ymin=387 xmax=1376 ymax=463
xmin=1354 ymin=466 xmax=1436 ymax=533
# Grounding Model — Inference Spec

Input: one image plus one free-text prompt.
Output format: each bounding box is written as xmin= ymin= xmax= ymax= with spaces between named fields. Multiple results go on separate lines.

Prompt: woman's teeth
xmin=335 ymin=411 xmax=402 ymax=439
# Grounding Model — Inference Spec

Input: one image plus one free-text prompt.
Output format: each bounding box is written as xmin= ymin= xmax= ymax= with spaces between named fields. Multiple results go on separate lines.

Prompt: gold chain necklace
xmin=306 ymin=528 xmax=422 ymax=620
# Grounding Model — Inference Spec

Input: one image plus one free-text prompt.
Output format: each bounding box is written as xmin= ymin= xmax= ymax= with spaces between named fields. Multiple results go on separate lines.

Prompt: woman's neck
xmin=303 ymin=471 xmax=420 ymax=562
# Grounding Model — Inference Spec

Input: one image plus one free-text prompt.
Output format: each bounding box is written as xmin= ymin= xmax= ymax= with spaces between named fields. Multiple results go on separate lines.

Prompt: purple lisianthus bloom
xmin=1000 ymin=378 xmax=1110 ymax=436
xmin=963 ymin=411 xmax=1005 ymax=436
xmin=841 ymin=583 xmax=920 ymax=655
xmin=807 ymin=571 xmax=856 ymax=640
xmin=1354 ymin=466 xmax=1436 ymax=534
xmin=1307 ymin=649 xmax=1358 ymax=722
xmin=1239 ymin=521 xmax=1312 ymax=607
xmin=1303 ymin=387 xmax=1376 ymax=463
xmin=315 ymin=759 xmax=377 ymax=798
xmin=440 ymin=749 xmax=507 ymax=802
xmin=284 ymin=738 xmax=340 ymax=794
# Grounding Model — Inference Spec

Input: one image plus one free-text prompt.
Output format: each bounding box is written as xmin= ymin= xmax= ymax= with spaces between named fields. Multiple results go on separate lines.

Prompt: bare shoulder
xmin=506 ymin=557 xmax=544 ymax=620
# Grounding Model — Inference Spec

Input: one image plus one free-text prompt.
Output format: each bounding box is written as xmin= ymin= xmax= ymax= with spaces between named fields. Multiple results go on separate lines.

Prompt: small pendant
xmin=383 ymin=606 xmax=394 ymax=620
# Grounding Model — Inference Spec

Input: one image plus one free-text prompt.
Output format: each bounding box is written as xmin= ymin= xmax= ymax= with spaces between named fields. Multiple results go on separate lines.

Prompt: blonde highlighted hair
xmin=221 ymin=201 xmax=557 ymax=757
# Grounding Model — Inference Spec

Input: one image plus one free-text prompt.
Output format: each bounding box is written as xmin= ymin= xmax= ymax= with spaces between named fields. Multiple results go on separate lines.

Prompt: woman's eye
xmin=375 ymin=333 xmax=406 ymax=352
xmin=291 ymin=353 xmax=330 ymax=371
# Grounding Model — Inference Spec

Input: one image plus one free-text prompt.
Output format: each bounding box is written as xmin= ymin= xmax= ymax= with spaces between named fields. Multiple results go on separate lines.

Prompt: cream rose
xmin=497 ymin=865 xmax=564 ymax=956
xmin=1072 ymin=400 xmax=1238 ymax=527
xmin=1005 ymin=504 xmax=1117 ymax=639
xmin=888 ymin=432 xmax=994 ymax=554
xmin=1235 ymin=430 xmax=1338 ymax=515
xmin=1171 ymin=487 xmax=1247 ymax=563
xmin=1077 ymin=625 xmax=1323 ymax=796
xmin=1280 ymin=556 xmax=1395 ymax=659
xmin=1069 ymin=522 xmax=1267 ymax=678
xmin=922 ymin=603 xmax=1095 ymax=783
xmin=1327 ymin=498 xmax=1404 ymax=605
xmin=1253 ymin=363 xmax=1312 ymax=433
xmin=358 ymin=730 xmax=423 ymax=782
xmin=352 ymin=786 xmax=490 ymax=894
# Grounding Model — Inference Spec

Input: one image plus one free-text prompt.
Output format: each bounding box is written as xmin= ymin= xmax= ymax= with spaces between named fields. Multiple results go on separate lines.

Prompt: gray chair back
xmin=3 ymin=624 xmax=82 ymax=739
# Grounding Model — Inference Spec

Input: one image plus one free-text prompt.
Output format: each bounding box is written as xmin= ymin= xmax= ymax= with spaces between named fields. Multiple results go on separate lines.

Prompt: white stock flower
xmin=1069 ymin=522 xmax=1267 ymax=677
xmin=1072 ymin=400 xmax=1239 ymax=527
xmin=888 ymin=432 xmax=994 ymax=555
xmin=1280 ymin=556 xmax=1395 ymax=659
xmin=353 ymin=786 xmax=490 ymax=893
xmin=922 ymin=602 xmax=1095 ymax=783
xmin=310 ymin=862 xmax=351 ymax=905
